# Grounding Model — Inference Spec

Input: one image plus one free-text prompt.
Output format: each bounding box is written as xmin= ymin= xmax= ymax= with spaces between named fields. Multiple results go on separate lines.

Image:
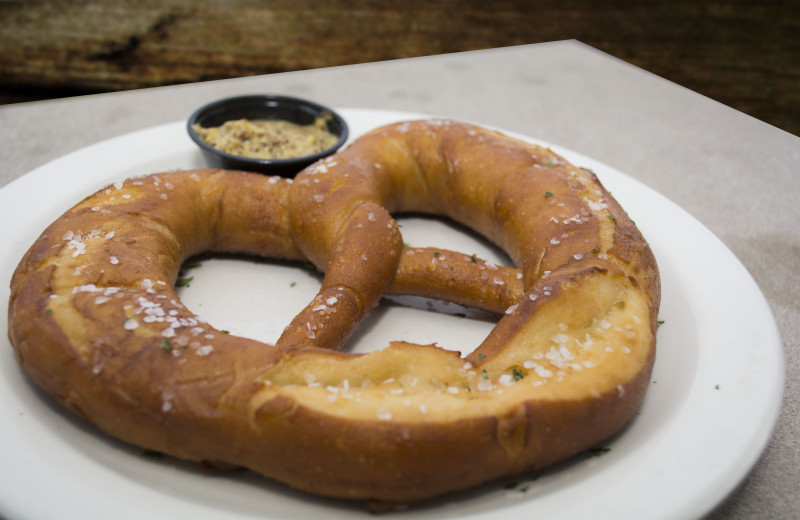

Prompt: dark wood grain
xmin=1 ymin=0 xmax=797 ymax=135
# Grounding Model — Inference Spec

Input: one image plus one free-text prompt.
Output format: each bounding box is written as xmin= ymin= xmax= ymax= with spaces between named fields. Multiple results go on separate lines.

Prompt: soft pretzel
xmin=8 ymin=119 xmax=660 ymax=504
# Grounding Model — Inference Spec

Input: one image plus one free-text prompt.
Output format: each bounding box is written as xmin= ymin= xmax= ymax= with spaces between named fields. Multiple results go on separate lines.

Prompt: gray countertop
xmin=1 ymin=40 xmax=797 ymax=519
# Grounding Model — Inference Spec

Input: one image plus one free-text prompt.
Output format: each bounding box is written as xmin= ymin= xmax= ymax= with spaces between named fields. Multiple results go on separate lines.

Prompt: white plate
xmin=0 ymin=109 xmax=783 ymax=520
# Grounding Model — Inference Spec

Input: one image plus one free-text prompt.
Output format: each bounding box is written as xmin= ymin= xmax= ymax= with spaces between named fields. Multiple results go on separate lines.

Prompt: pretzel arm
xmin=277 ymin=202 xmax=403 ymax=350
xmin=388 ymin=247 xmax=523 ymax=313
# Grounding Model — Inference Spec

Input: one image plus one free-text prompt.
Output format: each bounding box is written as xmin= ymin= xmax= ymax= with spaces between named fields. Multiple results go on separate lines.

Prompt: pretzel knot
xmin=8 ymin=119 xmax=660 ymax=504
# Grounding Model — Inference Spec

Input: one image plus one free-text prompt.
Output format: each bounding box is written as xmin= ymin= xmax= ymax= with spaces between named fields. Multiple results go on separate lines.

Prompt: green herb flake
xmin=589 ymin=447 xmax=611 ymax=457
xmin=175 ymin=276 xmax=194 ymax=288
xmin=547 ymin=160 xmax=555 ymax=168
xmin=481 ymin=369 xmax=488 ymax=380
xmin=478 ymin=353 xmax=486 ymax=359
xmin=591 ymin=248 xmax=600 ymax=254
xmin=545 ymin=191 xmax=553 ymax=198
xmin=607 ymin=214 xmax=616 ymax=221
xmin=45 ymin=308 xmax=53 ymax=316
xmin=715 ymin=384 xmax=721 ymax=390
xmin=290 ymin=281 xmax=297 ymax=287
xmin=161 ymin=338 xmax=173 ymax=351
xmin=512 ymin=368 xmax=524 ymax=381
xmin=657 ymin=320 xmax=665 ymax=328
xmin=470 ymin=254 xmax=477 ymax=263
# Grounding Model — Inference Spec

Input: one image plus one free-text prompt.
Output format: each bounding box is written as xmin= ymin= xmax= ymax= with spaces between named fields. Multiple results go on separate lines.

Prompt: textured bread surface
xmin=8 ymin=119 xmax=660 ymax=503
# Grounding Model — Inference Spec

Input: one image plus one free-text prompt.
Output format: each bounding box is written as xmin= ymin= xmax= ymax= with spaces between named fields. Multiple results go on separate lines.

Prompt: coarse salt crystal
xmin=196 ymin=345 xmax=214 ymax=356
xmin=498 ymin=374 xmax=515 ymax=386
xmin=124 ymin=318 xmax=139 ymax=330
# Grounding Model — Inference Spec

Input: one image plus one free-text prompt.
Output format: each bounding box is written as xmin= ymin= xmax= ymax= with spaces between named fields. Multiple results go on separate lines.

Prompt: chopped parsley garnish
xmin=45 ymin=309 xmax=53 ymax=316
xmin=547 ymin=160 xmax=555 ymax=168
xmin=161 ymin=338 xmax=173 ymax=351
xmin=657 ymin=320 xmax=665 ymax=328
xmin=545 ymin=191 xmax=553 ymax=198
xmin=589 ymin=447 xmax=611 ymax=457
xmin=512 ymin=368 xmax=524 ymax=381
xmin=481 ymin=369 xmax=488 ymax=380
xmin=175 ymin=276 xmax=194 ymax=287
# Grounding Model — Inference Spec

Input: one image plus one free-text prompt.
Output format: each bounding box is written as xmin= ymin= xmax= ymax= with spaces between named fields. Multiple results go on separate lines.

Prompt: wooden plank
xmin=0 ymin=0 xmax=797 ymax=135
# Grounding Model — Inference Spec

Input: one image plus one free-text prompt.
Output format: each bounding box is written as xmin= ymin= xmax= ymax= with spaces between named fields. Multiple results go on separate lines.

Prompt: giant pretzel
xmin=8 ymin=119 xmax=660 ymax=504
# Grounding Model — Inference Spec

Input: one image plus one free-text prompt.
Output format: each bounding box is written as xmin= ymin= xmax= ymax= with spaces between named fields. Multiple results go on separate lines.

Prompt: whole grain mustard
xmin=193 ymin=117 xmax=337 ymax=159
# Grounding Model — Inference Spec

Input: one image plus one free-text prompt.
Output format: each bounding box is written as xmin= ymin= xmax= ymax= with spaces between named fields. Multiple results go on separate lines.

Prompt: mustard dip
xmin=193 ymin=117 xmax=338 ymax=159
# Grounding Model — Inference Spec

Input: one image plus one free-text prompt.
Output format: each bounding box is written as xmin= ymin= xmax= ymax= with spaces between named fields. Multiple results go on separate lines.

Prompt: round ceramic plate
xmin=0 ymin=109 xmax=783 ymax=520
